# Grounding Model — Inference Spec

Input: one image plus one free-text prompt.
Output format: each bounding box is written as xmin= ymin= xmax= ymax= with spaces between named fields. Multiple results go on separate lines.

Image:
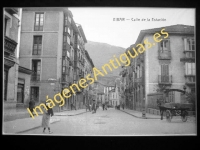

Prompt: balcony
xmin=158 ymin=75 xmax=172 ymax=85
xmin=70 ymin=40 xmax=74 ymax=46
xmin=4 ymin=36 xmax=18 ymax=55
xmin=158 ymin=50 xmax=171 ymax=60
xmin=31 ymin=74 xmax=40 ymax=81
xmin=136 ymin=57 xmax=142 ymax=65
xmin=69 ymin=60 xmax=74 ymax=67
xmin=180 ymin=51 xmax=195 ymax=62
xmin=5 ymin=8 xmax=18 ymax=15
xmin=121 ymin=70 xmax=127 ymax=77
xmin=185 ymin=75 xmax=195 ymax=85
xmin=134 ymin=77 xmax=144 ymax=85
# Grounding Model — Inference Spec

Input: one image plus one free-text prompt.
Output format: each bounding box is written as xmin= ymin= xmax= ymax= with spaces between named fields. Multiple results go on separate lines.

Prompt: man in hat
xmin=29 ymin=99 xmax=35 ymax=117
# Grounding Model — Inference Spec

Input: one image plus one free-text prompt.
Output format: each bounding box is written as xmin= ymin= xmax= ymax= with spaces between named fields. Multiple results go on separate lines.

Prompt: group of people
xmin=86 ymin=100 xmax=109 ymax=113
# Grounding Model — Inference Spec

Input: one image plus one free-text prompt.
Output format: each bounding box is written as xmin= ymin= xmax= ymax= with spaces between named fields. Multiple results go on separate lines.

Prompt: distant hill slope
xmin=85 ymin=40 xmax=126 ymax=77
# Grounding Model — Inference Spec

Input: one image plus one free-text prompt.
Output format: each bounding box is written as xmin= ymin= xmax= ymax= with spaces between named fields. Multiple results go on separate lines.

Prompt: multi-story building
xmin=4 ymin=8 xmax=32 ymax=109
xmin=19 ymin=7 xmax=90 ymax=112
xmin=74 ymin=25 xmax=87 ymax=109
xmin=84 ymin=50 xmax=95 ymax=105
xmin=122 ymin=24 xmax=195 ymax=112
xmin=109 ymin=78 xmax=120 ymax=107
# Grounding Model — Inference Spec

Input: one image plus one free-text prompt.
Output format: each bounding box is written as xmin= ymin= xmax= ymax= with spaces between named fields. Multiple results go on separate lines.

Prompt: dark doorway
xmin=17 ymin=84 xmax=24 ymax=103
xmin=30 ymin=87 xmax=39 ymax=102
xmin=4 ymin=70 xmax=8 ymax=101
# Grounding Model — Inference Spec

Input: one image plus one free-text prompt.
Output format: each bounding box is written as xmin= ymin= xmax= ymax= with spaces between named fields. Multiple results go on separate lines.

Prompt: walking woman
xmin=42 ymin=102 xmax=54 ymax=134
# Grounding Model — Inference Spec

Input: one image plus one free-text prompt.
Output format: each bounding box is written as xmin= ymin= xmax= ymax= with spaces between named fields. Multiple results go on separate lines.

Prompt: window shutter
xmin=166 ymin=64 xmax=169 ymax=75
xmin=184 ymin=38 xmax=187 ymax=50
xmin=192 ymin=63 xmax=195 ymax=75
xmin=166 ymin=40 xmax=170 ymax=51
xmin=188 ymin=63 xmax=192 ymax=75
xmin=158 ymin=42 xmax=161 ymax=51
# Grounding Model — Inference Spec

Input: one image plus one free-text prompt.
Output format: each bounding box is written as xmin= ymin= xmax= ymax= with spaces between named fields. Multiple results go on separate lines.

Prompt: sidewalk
xmin=120 ymin=108 xmax=160 ymax=119
xmin=119 ymin=108 xmax=196 ymax=122
xmin=3 ymin=109 xmax=87 ymax=134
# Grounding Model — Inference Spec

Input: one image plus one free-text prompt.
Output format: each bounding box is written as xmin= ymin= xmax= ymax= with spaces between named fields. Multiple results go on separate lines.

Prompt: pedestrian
xmin=102 ymin=103 xmax=105 ymax=110
xmin=92 ymin=99 xmax=96 ymax=114
xmin=105 ymin=103 xmax=107 ymax=110
xmin=86 ymin=103 xmax=90 ymax=112
xmin=70 ymin=103 xmax=73 ymax=110
xmin=42 ymin=102 xmax=54 ymax=134
xmin=29 ymin=99 xmax=35 ymax=117
xmin=89 ymin=104 xmax=92 ymax=112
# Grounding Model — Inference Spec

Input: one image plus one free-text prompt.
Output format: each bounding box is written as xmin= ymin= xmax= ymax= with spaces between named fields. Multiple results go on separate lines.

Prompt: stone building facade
xmin=4 ymin=8 xmax=32 ymax=109
xmin=19 ymin=7 xmax=92 ymax=112
xmin=121 ymin=25 xmax=195 ymax=112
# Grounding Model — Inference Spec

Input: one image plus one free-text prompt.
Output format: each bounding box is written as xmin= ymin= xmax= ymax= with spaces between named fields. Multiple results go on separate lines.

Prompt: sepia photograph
xmin=3 ymin=7 xmax=196 ymax=136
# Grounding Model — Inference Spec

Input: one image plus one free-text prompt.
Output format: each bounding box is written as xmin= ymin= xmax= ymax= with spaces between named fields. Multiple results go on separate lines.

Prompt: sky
xmin=69 ymin=7 xmax=195 ymax=48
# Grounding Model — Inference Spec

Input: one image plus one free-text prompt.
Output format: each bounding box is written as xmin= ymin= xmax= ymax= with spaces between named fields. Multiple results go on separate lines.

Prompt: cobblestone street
xmin=19 ymin=108 xmax=196 ymax=136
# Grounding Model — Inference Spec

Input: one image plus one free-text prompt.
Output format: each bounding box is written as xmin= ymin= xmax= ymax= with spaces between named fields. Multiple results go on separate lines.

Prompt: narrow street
xmin=20 ymin=108 xmax=196 ymax=135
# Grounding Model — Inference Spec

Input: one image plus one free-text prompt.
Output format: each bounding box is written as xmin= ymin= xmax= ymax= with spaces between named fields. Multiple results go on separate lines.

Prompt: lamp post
xmin=142 ymin=97 xmax=147 ymax=118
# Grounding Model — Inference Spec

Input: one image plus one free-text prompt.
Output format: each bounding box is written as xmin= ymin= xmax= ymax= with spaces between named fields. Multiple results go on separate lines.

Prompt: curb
xmin=120 ymin=109 xmax=161 ymax=119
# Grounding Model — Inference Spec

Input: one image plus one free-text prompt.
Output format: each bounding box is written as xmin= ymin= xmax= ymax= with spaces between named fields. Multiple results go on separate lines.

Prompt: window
xmin=62 ymin=66 xmax=66 ymax=73
xmin=185 ymin=63 xmax=195 ymax=75
xmin=161 ymin=64 xmax=169 ymax=76
xmin=160 ymin=40 xmax=170 ymax=51
xmin=64 ymin=15 xmax=68 ymax=26
xmin=67 ymin=36 xmax=70 ymax=45
xmin=137 ymin=66 xmax=140 ymax=78
xmin=63 ymin=35 xmax=67 ymax=49
xmin=30 ymin=87 xmax=39 ymax=102
xmin=161 ymin=64 xmax=169 ymax=82
xmin=34 ymin=12 xmax=44 ymax=31
xmin=4 ymin=17 xmax=8 ymax=36
xmin=68 ymin=16 xmax=71 ymax=23
xmin=64 ymin=27 xmax=67 ymax=33
xmin=4 ymin=12 xmax=12 ymax=37
xmin=63 ymin=59 xmax=66 ymax=66
xmin=71 ymin=49 xmax=74 ymax=60
xmin=68 ymin=27 xmax=70 ymax=35
xmin=185 ymin=38 xmax=195 ymax=51
xmin=168 ymin=91 xmax=175 ymax=103
xmin=140 ymin=66 xmax=142 ymax=78
xmin=33 ymin=36 xmax=42 ymax=55
xmin=67 ymin=50 xmax=70 ymax=58
xmin=32 ymin=60 xmax=41 ymax=81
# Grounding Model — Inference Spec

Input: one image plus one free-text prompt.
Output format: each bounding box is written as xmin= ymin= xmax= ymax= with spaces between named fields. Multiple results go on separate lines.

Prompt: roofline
xmin=77 ymin=25 xmax=87 ymax=43
xmin=135 ymin=25 xmax=194 ymax=44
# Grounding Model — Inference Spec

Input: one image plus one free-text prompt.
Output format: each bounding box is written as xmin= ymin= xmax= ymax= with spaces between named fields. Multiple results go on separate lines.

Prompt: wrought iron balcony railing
xmin=4 ymin=36 xmax=17 ymax=55
xmin=158 ymin=75 xmax=172 ymax=84
xmin=180 ymin=51 xmax=195 ymax=62
xmin=31 ymin=74 xmax=40 ymax=81
xmin=158 ymin=50 xmax=171 ymax=60
xmin=185 ymin=75 xmax=195 ymax=85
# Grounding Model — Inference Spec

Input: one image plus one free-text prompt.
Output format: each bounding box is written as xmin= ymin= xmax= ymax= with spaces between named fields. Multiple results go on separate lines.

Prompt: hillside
xmin=85 ymin=40 xmax=126 ymax=77
xmin=85 ymin=41 xmax=125 ymax=92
